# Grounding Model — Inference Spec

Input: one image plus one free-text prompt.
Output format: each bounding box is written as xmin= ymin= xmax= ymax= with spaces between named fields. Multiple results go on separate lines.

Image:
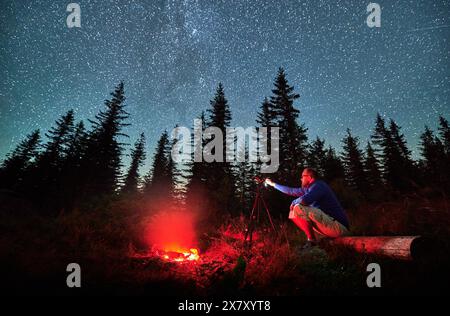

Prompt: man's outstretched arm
xmin=265 ymin=178 xmax=304 ymax=197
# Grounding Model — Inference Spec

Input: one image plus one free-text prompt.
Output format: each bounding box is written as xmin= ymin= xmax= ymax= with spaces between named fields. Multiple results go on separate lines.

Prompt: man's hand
xmin=291 ymin=198 xmax=301 ymax=209
xmin=265 ymin=178 xmax=275 ymax=187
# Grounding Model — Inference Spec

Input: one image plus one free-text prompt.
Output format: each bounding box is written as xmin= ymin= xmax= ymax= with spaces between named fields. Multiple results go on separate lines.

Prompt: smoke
xmin=145 ymin=209 xmax=199 ymax=253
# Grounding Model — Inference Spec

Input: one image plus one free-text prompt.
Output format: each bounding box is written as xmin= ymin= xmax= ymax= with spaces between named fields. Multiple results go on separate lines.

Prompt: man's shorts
xmin=289 ymin=204 xmax=349 ymax=238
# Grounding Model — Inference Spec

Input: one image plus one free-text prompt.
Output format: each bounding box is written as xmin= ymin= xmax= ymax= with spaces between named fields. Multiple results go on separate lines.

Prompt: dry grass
xmin=1 ymin=192 xmax=449 ymax=295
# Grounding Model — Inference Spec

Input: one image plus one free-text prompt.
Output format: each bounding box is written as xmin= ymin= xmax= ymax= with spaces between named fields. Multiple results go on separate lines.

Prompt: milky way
xmin=0 ymin=0 xmax=449 ymax=172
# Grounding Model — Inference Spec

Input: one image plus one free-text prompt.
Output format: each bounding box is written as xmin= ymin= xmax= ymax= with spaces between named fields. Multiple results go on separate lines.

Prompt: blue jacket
xmin=274 ymin=180 xmax=349 ymax=229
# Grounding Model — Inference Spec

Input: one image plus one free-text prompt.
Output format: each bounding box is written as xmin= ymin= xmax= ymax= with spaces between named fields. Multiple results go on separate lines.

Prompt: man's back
xmin=302 ymin=180 xmax=349 ymax=229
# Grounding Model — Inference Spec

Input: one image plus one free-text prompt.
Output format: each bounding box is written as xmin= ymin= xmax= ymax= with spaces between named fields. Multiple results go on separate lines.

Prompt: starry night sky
xmin=1 ymin=0 xmax=449 ymax=172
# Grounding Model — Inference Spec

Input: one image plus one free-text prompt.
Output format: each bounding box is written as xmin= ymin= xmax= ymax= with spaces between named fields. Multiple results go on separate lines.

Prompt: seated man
xmin=265 ymin=168 xmax=350 ymax=249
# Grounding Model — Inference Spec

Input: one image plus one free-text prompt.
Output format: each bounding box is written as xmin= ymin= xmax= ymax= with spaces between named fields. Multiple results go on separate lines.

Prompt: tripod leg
xmin=244 ymin=193 xmax=258 ymax=243
xmin=260 ymin=194 xmax=276 ymax=231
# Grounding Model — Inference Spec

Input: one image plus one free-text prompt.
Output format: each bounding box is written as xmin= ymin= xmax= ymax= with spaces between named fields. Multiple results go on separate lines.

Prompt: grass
xmin=1 ymin=191 xmax=449 ymax=295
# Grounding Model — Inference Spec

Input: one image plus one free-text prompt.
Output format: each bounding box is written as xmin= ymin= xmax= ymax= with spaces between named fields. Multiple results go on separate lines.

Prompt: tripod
xmin=244 ymin=178 xmax=276 ymax=248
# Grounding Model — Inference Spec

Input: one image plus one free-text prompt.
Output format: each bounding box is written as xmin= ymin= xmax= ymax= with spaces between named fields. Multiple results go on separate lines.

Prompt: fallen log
xmin=328 ymin=236 xmax=424 ymax=261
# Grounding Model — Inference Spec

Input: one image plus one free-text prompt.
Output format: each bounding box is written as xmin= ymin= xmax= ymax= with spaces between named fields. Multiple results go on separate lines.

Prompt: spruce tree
xmin=82 ymin=82 xmax=130 ymax=200
xmin=371 ymin=113 xmax=400 ymax=190
xmin=59 ymin=121 xmax=88 ymax=210
xmin=207 ymin=83 xmax=232 ymax=130
xmin=269 ymin=68 xmax=308 ymax=183
xmin=322 ymin=146 xmax=345 ymax=182
xmin=31 ymin=110 xmax=75 ymax=211
xmin=185 ymin=112 xmax=209 ymax=208
xmin=144 ymin=131 xmax=171 ymax=197
xmin=123 ymin=132 xmax=146 ymax=195
xmin=341 ymin=129 xmax=367 ymax=193
xmin=307 ymin=137 xmax=326 ymax=177
xmin=437 ymin=116 xmax=450 ymax=188
xmin=371 ymin=113 xmax=388 ymax=150
xmin=256 ymin=97 xmax=275 ymax=158
xmin=364 ymin=142 xmax=382 ymax=189
xmin=33 ymin=110 xmax=75 ymax=182
xmin=0 ymin=130 xmax=41 ymax=191
xmin=168 ymin=125 xmax=183 ymax=203
xmin=438 ymin=116 xmax=450 ymax=156
xmin=388 ymin=119 xmax=416 ymax=190
xmin=234 ymin=143 xmax=257 ymax=215
xmin=204 ymin=83 xmax=236 ymax=217
xmin=64 ymin=121 xmax=88 ymax=163
xmin=389 ymin=119 xmax=414 ymax=169
xmin=256 ymin=97 xmax=275 ymax=128
xmin=419 ymin=126 xmax=447 ymax=188
xmin=42 ymin=110 xmax=75 ymax=161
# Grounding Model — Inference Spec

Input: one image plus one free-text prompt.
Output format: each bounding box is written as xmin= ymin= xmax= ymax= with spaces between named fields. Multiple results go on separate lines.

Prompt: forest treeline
xmin=1 ymin=68 xmax=449 ymax=222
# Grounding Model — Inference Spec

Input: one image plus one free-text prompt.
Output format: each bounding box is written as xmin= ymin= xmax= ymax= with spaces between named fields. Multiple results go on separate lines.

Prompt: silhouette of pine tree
xmin=144 ymin=131 xmax=175 ymax=203
xmin=322 ymin=146 xmax=345 ymax=182
xmin=168 ymin=125 xmax=183 ymax=203
xmin=371 ymin=113 xmax=403 ymax=191
xmin=419 ymin=125 xmax=447 ymax=188
xmin=438 ymin=116 xmax=450 ymax=156
xmin=82 ymin=82 xmax=130 ymax=202
xmin=59 ymin=121 xmax=88 ymax=211
xmin=122 ymin=132 xmax=146 ymax=195
xmin=269 ymin=68 xmax=308 ymax=184
xmin=207 ymin=83 xmax=232 ymax=129
xmin=341 ymin=129 xmax=367 ymax=193
xmin=364 ymin=142 xmax=383 ymax=189
xmin=371 ymin=113 xmax=388 ymax=150
xmin=30 ymin=110 xmax=75 ymax=212
xmin=185 ymin=112 xmax=208 ymax=201
xmin=36 ymin=110 xmax=75 ymax=176
xmin=256 ymin=97 xmax=275 ymax=157
xmin=437 ymin=116 xmax=450 ymax=189
xmin=43 ymin=110 xmax=75 ymax=158
xmin=307 ymin=137 xmax=326 ymax=177
xmin=0 ymin=130 xmax=41 ymax=191
xmin=64 ymin=121 xmax=88 ymax=162
xmin=389 ymin=120 xmax=411 ymax=160
xmin=234 ymin=143 xmax=257 ymax=215
xmin=371 ymin=114 xmax=418 ymax=191
xmin=388 ymin=119 xmax=416 ymax=190
xmin=204 ymin=83 xmax=237 ymax=217
xmin=256 ymin=97 xmax=275 ymax=128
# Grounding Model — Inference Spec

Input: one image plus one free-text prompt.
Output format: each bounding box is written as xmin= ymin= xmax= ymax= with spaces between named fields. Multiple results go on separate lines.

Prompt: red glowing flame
xmin=145 ymin=210 xmax=199 ymax=262
xmin=161 ymin=248 xmax=199 ymax=262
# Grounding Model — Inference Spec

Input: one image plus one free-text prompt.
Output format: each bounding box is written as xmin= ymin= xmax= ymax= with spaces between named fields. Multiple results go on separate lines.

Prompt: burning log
xmin=328 ymin=236 xmax=425 ymax=261
xmin=161 ymin=248 xmax=200 ymax=262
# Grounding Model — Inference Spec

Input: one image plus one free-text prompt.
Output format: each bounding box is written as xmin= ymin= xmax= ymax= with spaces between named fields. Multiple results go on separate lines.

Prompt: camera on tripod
xmin=244 ymin=176 xmax=275 ymax=249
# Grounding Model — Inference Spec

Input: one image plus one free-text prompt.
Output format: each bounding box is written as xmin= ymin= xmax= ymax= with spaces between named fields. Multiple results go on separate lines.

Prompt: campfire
xmin=160 ymin=248 xmax=200 ymax=262
xmin=145 ymin=210 xmax=200 ymax=263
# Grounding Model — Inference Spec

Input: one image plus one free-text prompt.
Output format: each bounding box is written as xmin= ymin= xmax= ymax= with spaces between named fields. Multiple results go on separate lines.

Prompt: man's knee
xmin=293 ymin=204 xmax=308 ymax=219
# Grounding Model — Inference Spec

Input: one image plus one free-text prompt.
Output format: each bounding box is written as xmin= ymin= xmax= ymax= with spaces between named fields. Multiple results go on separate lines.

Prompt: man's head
xmin=301 ymin=168 xmax=317 ymax=188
